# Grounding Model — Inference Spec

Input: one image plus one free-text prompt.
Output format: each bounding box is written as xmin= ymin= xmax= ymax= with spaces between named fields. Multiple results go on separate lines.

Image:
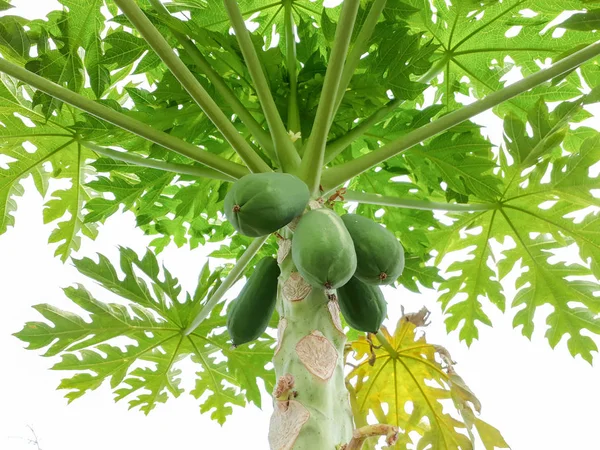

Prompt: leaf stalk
xmin=223 ymin=0 xmax=301 ymax=173
xmin=0 ymin=58 xmax=249 ymax=179
xmin=299 ymin=0 xmax=361 ymax=194
xmin=321 ymin=40 xmax=600 ymax=190
xmin=344 ymin=190 xmax=496 ymax=212
xmin=324 ymin=53 xmax=450 ymax=164
xmin=333 ymin=0 xmax=387 ymax=115
xmin=375 ymin=330 xmax=397 ymax=358
xmin=184 ymin=235 xmax=269 ymax=336
xmin=346 ymin=424 xmax=400 ymax=450
xmin=113 ymin=0 xmax=271 ymax=173
xmin=147 ymin=0 xmax=276 ymax=160
xmin=284 ymin=0 xmax=301 ymax=141
xmin=81 ymin=141 xmax=236 ymax=182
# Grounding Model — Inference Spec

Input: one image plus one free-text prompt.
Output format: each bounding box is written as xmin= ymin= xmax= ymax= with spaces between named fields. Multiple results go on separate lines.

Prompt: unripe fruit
xmin=224 ymin=173 xmax=310 ymax=237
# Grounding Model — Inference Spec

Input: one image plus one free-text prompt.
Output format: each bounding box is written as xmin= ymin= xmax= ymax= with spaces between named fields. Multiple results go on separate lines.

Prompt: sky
xmin=1 ymin=1 xmax=600 ymax=450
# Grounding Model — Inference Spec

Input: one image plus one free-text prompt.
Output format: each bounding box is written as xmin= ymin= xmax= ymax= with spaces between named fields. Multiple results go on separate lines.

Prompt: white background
xmin=1 ymin=1 xmax=600 ymax=449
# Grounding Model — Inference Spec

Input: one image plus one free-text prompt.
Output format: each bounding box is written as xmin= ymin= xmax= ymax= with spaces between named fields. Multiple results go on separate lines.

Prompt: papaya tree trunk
xmin=269 ymin=236 xmax=354 ymax=449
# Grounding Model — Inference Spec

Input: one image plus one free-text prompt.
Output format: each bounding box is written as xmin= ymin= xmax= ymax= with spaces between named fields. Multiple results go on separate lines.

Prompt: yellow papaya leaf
xmin=474 ymin=419 xmax=510 ymax=450
xmin=345 ymin=309 xmax=509 ymax=450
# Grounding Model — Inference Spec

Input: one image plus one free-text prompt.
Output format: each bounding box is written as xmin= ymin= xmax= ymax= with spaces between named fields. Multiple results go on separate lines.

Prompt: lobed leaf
xmin=14 ymin=247 xmax=276 ymax=422
xmin=346 ymin=310 xmax=509 ymax=449
xmin=428 ymin=99 xmax=600 ymax=359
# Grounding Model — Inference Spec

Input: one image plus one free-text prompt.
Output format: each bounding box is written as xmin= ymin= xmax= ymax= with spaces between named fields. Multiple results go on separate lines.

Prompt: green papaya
xmin=227 ymin=257 xmax=280 ymax=346
xmin=292 ymin=208 xmax=357 ymax=289
xmin=224 ymin=173 xmax=310 ymax=237
xmin=341 ymin=214 xmax=404 ymax=285
xmin=337 ymin=276 xmax=387 ymax=333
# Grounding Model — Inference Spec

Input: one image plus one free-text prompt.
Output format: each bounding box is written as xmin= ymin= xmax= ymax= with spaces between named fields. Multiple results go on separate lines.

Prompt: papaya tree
xmin=1 ymin=0 xmax=600 ymax=448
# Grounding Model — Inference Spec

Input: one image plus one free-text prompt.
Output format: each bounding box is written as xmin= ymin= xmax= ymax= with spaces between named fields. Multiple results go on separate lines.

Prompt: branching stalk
xmin=324 ymin=97 xmax=401 ymax=164
xmin=224 ymin=0 xmax=301 ymax=173
xmin=344 ymin=190 xmax=496 ymax=211
xmin=299 ymin=0 xmax=360 ymax=194
xmin=284 ymin=0 xmax=301 ymax=140
xmin=321 ymin=40 xmax=600 ymax=190
xmin=81 ymin=141 xmax=236 ymax=182
xmin=183 ymin=235 xmax=269 ymax=335
xmin=324 ymin=54 xmax=450 ymax=164
xmin=147 ymin=0 xmax=276 ymax=160
xmin=0 ymin=58 xmax=249 ymax=179
xmin=113 ymin=0 xmax=271 ymax=173
xmin=333 ymin=0 xmax=387 ymax=115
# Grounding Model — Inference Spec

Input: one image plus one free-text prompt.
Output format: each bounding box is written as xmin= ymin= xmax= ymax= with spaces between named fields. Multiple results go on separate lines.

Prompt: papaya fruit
xmin=224 ymin=173 xmax=310 ymax=237
xmin=341 ymin=214 xmax=404 ymax=285
xmin=336 ymin=276 xmax=387 ymax=333
xmin=227 ymin=257 xmax=280 ymax=346
xmin=292 ymin=208 xmax=357 ymax=289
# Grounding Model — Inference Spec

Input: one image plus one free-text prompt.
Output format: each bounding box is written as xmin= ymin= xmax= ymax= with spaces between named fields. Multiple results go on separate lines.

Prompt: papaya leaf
xmin=4 ymin=0 xmax=600 ymax=443
xmin=0 ymin=15 xmax=30 ymax=63
xmin=14 ymin=247 xmax=276 ymax=423
xmin=403 ymin=130 xmax=501 ymax=201
xmin=429 ymin=100 xmax=600 ymax=360
xmin=0 ymin=75 xmax=97 ymax=260
xmin=346 ymin=310 xmax=509 ymax=450
xmin=403 ymin=0 xmax=600 ymax=113
xmin=23 ymin=0 xmax=105 ymax=115
xmin=397 ymin=254 xmax=444 ymax=293
xmin=557 ymin=9 xmax=600 ymax=32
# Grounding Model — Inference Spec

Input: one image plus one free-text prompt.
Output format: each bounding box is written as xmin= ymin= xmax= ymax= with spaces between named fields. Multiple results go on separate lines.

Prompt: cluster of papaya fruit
xmin=224 ymin=173 xmax=405 ymax=346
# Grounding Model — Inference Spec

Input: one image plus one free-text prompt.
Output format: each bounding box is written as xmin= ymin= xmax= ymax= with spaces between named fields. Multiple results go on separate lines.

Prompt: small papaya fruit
xmin=224 ymin=173 xmax=310 ymax=237
xmin=341 ymin=214 xmax=404 ymax=285
xmin=227 ymin=257 xmax=280 ymax=346
xmin=337 ymin=276 xmax=387 ymax=333
xmin=292 ymin=208 xmax=357 ymax=289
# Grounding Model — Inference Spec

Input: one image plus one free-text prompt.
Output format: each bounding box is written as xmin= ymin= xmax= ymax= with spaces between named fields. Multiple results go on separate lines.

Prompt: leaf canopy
xmin=14 ymin=247 xmax=275 ymax=423
xmin=1 ymin=0 xmax=599 ymax=443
